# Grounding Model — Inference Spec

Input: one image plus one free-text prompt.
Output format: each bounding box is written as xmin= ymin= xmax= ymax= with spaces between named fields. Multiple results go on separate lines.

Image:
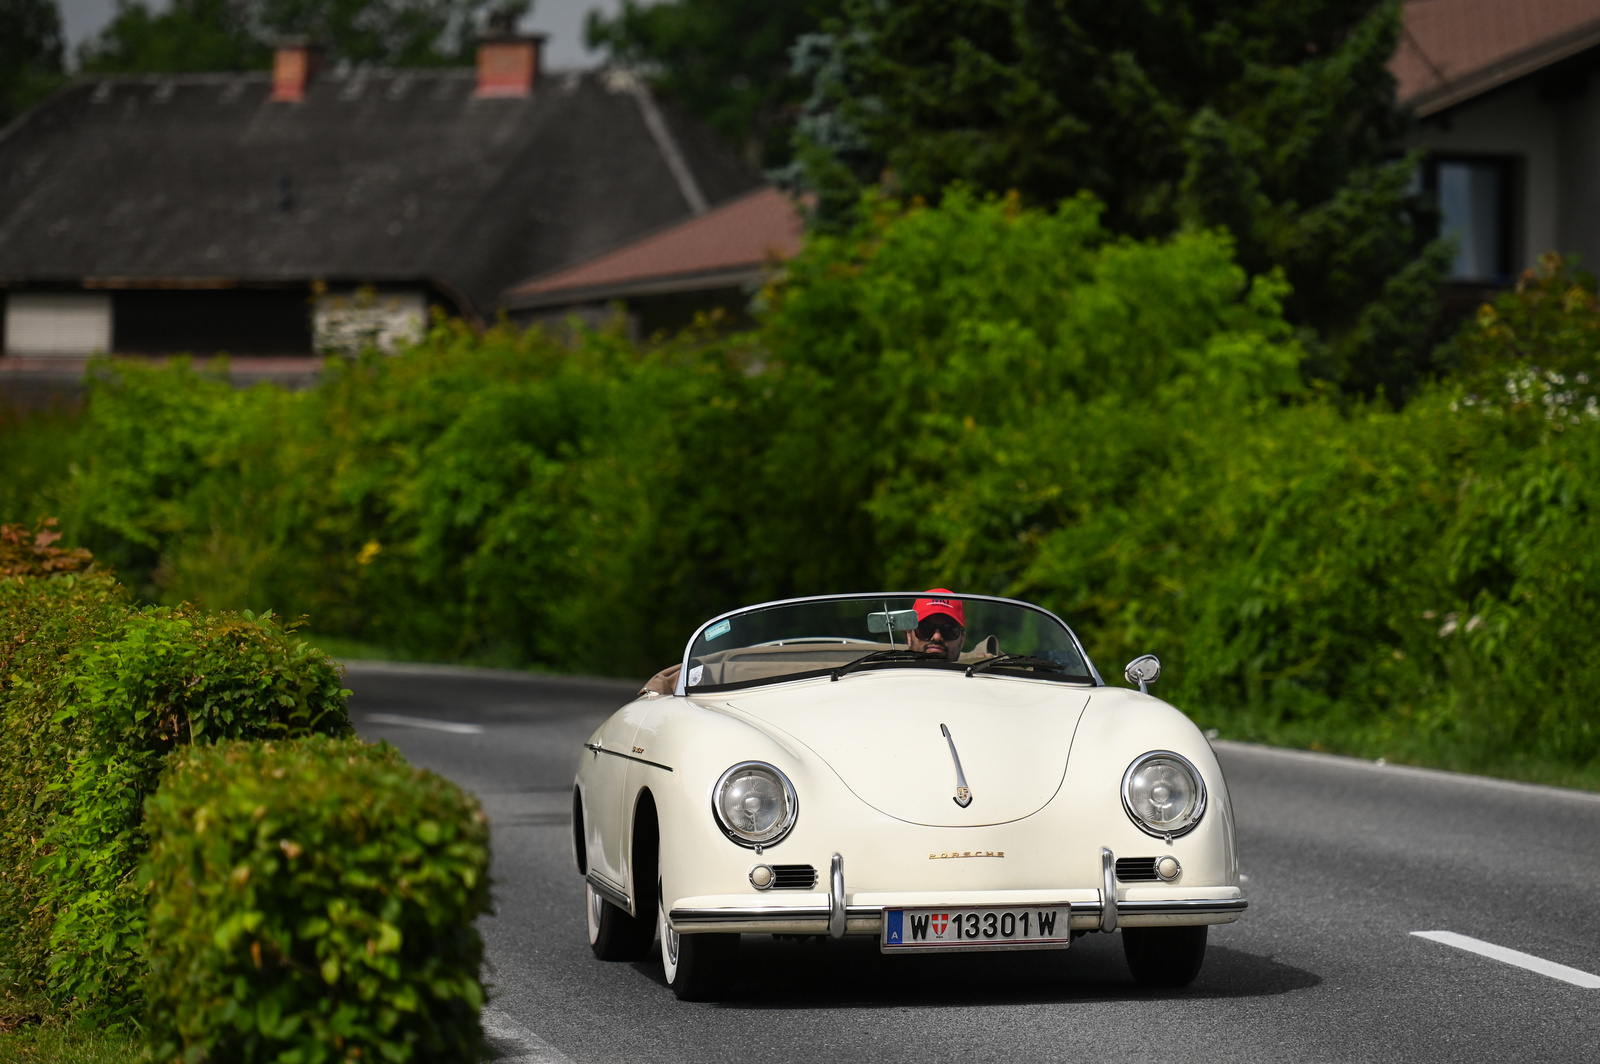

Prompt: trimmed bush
xmin=0 ymin=521 xmax=351 ymax=1016
xmin=0 ymin=525 xmax=125 ymax=1000
xmin=143 ymin=737 xmax=490 ymax=1064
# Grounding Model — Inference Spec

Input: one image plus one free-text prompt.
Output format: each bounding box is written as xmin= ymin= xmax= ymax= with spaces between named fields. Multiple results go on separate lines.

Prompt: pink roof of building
xmin=503 ymin=185 xmax=804 ymax=309
xmin=1393 ymin=0 xmax=1600 ymax=114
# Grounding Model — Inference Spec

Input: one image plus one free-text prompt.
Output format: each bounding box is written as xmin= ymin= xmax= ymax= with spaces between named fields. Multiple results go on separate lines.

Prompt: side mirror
xmin=1124 ymin=654 xmax=1161 ymax=694
xmin=867 ymin=609 xmax=918 ymax=634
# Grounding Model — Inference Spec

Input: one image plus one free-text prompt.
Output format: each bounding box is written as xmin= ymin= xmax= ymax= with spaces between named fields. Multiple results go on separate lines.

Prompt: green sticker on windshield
xmin=705 ymin=619 xmax=732 ymax=641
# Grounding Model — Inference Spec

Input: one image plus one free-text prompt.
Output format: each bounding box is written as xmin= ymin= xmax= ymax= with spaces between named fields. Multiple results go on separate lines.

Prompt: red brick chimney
xmin=271 ymin=39 xmax=323 ymax=102
xmin=476 ymin=33 xmax=546 ymax=98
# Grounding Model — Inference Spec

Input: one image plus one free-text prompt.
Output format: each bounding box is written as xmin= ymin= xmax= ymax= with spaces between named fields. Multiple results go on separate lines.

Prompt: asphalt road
xmin=344 ymin=661 xmax=1600 ymax=1064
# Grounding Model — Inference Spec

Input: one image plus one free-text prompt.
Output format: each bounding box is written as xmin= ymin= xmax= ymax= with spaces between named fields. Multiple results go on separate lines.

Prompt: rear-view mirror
xmin=867 ymin=609 xmax=918 ymax=634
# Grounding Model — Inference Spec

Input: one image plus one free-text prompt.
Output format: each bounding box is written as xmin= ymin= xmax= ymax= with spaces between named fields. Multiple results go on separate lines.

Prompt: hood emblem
xmin=940 ymin=723 xmax=974 ymax=808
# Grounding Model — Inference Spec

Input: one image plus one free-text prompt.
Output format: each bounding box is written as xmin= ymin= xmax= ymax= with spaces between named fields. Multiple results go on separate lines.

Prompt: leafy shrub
xmin=0 ymin=533 xmax=125 ymax=1001
xmin=6 ymin=198 xmax=1600 ymax=784
xmin=143 ymin=737 xmax=490 ymax=1064
xmin=0 ymin=523 xmax=351 ymax=1016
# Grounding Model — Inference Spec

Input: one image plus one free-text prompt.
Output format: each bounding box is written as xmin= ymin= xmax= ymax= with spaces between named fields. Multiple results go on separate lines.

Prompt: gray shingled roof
xmin=0 ymin=67 xmax=760 ymax=318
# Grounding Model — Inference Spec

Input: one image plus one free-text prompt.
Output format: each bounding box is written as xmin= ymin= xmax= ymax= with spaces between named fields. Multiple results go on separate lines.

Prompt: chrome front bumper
xmin=666 ymin=850 xmax=1247 ymax=936
xmin=667 ymin=897 xmax=1248 ymax=936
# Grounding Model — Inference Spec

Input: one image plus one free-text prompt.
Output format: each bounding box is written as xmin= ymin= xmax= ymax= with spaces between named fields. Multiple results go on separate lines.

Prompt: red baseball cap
xmin=913 ymin=589 xmax=964 ymax=626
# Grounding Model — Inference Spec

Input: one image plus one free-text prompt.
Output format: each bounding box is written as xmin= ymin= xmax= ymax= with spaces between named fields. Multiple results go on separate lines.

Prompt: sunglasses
xmin=915 ymin=619 xmax=965 ymax=641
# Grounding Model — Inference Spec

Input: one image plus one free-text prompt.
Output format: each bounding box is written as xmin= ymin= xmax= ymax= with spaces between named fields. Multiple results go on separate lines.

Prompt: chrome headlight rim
xmin=711 ymin=760 xmax=798 ymax=848
xmin=1120 ymin=749 xmax=1207 ymax=839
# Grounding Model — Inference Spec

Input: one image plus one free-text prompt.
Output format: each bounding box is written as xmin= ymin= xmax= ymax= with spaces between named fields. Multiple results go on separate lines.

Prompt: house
xmin=0 ymin=36 xmax=759 ymax=369
xmin=508 ymin=0 xmax=1600 ymax=337
xmin=501 ymin=184 xmax=804 ymax=337
xmin=1395 ymin=0 xmax=1600 ymax=284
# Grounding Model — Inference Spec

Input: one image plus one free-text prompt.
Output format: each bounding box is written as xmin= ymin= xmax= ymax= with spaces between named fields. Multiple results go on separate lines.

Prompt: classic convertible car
xmin=572 ymin=591 xmax=1244 ymax=999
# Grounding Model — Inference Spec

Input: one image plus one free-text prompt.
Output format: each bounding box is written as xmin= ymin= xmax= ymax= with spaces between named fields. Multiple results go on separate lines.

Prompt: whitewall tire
xmin=658 ymin=879 xmax=738 ymax=1001
xmin=586 ymin=881 xmax=653 ymax=961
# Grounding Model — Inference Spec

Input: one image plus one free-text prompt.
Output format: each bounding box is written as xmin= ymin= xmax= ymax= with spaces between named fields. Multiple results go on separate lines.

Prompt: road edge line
xmin=481 ymin=1005 xmax=578 ymax=1064
xmin=1212 ymin=740 xmax=1600 ymax=804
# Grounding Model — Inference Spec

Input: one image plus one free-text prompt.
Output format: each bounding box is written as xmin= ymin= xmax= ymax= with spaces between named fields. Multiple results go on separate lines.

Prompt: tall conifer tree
xmin=793 ymin=0 xmax=1449 ymax=397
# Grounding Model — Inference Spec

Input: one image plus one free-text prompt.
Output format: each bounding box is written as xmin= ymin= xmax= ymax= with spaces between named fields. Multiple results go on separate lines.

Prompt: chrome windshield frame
xmin=673 ymin=591 xmax=1105 ymax=696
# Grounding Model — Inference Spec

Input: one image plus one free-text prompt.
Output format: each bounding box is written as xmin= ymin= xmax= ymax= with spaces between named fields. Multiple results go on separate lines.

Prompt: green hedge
xmin=0 ymin=523 xmax=126 ymax=1002
xmin=0 ymin=522 xmax=351 ymax=1016
xmin=6 ymin=197 xmax=1600 ymax=785
xmin=143 ymin=737 xmax=490 ymax=1064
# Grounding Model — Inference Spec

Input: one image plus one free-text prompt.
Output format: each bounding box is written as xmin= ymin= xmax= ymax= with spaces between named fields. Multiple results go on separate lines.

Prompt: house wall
xmin=0 ymin=288 xmax=316 ymax=357
xmin=1415 ymin=77 xmax=1563 ymax=273
xmin=312 ymin=289 xmax=428 ymax=354
xmin=1416 ymin=53 xmax=1600 ymax=276
xmin=3 ymin=293 xmax=114 ymax=356
xmin=1557 ymin=76 xmax=1600 ymax=273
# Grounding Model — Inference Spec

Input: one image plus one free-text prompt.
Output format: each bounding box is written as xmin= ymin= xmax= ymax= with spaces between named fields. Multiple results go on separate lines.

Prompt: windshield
xmin=681 ymin=594 xmax=1095 ymax=693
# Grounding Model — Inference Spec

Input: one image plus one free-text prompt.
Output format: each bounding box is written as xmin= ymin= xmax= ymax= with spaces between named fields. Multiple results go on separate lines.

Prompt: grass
xmin=0 ymin=402 xmax=85 ymax=530
xmin=0 ymin=1002 xmax=140 ymax=1064
xmin=1198 ymin=711 xmax=1600 ymax=794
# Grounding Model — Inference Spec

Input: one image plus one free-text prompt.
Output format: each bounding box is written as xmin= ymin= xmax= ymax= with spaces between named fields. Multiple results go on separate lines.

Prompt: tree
xmin=792 ymin=0 xmax=1451 ymax=400
xmin=585 ymin=0 xmax=844 ymax=167
xmin=80 ymin=0 xmax=498 ymax=74
xmin=79 ymin=0 xmax=266 ymax=74
xmin=0 ymin=0 xmax=65 ymax=125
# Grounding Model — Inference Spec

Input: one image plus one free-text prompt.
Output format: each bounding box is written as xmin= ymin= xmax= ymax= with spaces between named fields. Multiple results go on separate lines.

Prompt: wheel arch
xmin=629 ymin=787 xmax=660 ymax=917
xmin=571 ymin=784 xmax=588 ymax=876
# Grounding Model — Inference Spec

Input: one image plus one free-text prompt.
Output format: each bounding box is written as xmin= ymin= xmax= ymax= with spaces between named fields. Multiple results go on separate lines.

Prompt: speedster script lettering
xmin=882 ymin=906 xmax=1070 ymax=951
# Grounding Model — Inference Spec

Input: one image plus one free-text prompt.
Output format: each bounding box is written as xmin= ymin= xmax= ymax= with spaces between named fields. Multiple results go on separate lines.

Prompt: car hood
xmin=718 ymin=670 xmax=1091 ymax=827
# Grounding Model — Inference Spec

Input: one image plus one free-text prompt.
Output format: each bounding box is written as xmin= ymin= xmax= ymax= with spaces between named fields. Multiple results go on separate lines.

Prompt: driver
xmin=906 ymin=589 xmax=966 ymax=661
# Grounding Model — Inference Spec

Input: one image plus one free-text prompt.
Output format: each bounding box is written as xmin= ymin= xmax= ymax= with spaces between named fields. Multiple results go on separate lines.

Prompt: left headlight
xmin=1121 ymin=751 xmax=1206 ymax=839
xmin=713 ymin=761 xmax=797 ymax=847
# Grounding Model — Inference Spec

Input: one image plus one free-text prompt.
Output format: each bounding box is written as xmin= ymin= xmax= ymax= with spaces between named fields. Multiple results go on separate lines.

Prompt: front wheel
xmin=1122 ymin=924 xmax=1208 ymax=987
xmin=658 ymin=884 xmax=738 ymax=1001
xmin=587 ymin=882 xmax=653 ymax=960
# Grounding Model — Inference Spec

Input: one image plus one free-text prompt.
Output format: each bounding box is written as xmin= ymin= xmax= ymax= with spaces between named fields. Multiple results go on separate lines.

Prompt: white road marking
xmin=481 ymin=1006 xmax=576 ymax=1064
xmin=363 ymin=712 xmax=484 ymax=735
xmin=1412 ymin=931 xmax=1600 ymax=988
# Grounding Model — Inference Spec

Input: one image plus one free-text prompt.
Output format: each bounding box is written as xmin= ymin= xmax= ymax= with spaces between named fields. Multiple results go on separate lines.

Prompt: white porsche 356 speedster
xmin=573 ymin=591 xmax=1244 ymax=999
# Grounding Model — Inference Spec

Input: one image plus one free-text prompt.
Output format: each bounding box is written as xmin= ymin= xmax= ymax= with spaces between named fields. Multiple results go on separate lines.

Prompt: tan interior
xmin=694 ymin=635 xmax=1001 ymax=687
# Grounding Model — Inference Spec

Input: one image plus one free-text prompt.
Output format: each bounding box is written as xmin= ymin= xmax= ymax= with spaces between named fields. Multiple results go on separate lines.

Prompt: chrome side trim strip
xmin=828 ymin=853 xmax=847 ymax=939
xmin=1099 ymin=847 xmax=1118 ymax=933
xmin=671 ymin=906 xmax=828 ymax=922
xmin=586 ymin=872 xmax=632 ymax=917
xmin=582 ymin=742 xmax=673 ymax=772
xmin=1117 ymin=899 xmax=1249 ymax=915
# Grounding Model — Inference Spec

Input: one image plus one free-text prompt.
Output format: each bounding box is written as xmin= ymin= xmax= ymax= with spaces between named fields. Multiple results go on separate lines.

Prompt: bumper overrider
xmin=661 ymin=851 xmax=1248 ymax=938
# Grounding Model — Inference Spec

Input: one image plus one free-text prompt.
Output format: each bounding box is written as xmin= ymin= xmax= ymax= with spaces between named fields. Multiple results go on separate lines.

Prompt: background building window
xmin=1428 ymin=157 xmax=1517 ymax=284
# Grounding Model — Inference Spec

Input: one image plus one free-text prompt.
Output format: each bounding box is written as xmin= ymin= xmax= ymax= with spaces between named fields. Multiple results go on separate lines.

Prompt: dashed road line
xmin=1412 ymin=931 xmax=1600 ymax=988
xmin=363 ymin=712 xmax=484 ymax=735
xmin=481 ymin=1006 xmax=576 ymax=1064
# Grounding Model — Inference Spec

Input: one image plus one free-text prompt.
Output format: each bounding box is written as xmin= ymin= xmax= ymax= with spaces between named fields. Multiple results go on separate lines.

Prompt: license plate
xmin=881 ymin=906 xmax=1072 ymax=952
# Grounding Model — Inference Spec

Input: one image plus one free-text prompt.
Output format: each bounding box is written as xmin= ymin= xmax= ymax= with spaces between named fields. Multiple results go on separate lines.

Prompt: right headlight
xmin=1121 ymin=751 xmax=1206 ymax=839
xmin=712 ymin=761 xmax=797 ymax=847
